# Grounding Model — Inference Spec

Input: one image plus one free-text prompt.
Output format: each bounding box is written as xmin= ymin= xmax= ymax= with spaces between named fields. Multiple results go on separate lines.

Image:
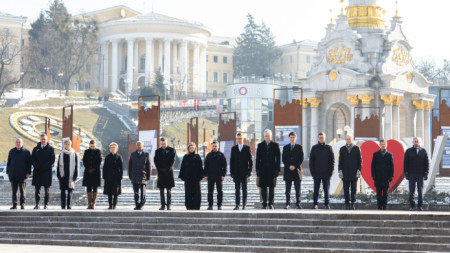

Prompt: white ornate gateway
xmin=299 ymin=0 xmax=434 ymax=155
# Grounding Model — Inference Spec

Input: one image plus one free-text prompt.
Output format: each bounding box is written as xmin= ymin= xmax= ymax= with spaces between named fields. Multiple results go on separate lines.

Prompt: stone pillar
xmin=101 ymin=42 xmax=109 ymax=90
xmin=381 ymin=95 xmax=396 ymax=140
xmin=110 ymin=40 xmax=119 ymax=92
xmin=145 ymin=37 xmax=153 ymax=86
xmin=164 ymin=39 xmax=171 ymax=91
xmin=302 ymin=98 xmax=309 ymax=157
xmin=126 ymin=38 xmax=134 ymax=92
xmin=158 ymin=40 xmax=163 ymax=71
xmin=134 ymin=40 xmax=139 ymax=74
xmin=424 ymin=101 xmax=434 ymax=153
xmin=180 ymin=40 xmax=188 ymax=94
xmin=118 ymin=41 xmax=123 ymax=74
xmin=199 ymin=45 xmax=206 ymax=94
xmin=393 ymin=96 xmax=404 ymax=140
xmin=347 ymin=95 xmax=359 ymax=133
xmin=172 ymin=41 xmax=178 ymax=74
xmin=413 ymin=100 xmax=425 ymax=143
xmin=308 ymin=98 xmax=323 ymax=149
xmin=193 ymin=43 xmax=200 ymax=93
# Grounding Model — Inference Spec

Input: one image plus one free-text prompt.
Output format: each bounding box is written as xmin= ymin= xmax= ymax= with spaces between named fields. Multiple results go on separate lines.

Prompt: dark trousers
xmin=11 ymin=182 xmax=26 ymax=206
xmin=343 ymin=180 xmax=357 ymax=206
xmin=260 ymin=186 xmax=275 ymax=207
xmin=234 ymin=181 xmax=248 ymax=206
xmin=108 ymin=194 xmax=118 ymax=207
xmin=285 ymin=180 xmax=301 ymax=205
xmin=133 ymin=184 xmax=146 ymax=208
xmin=313 ymin=178 xmax=330 ymax=206
xmin=60 ymin=189 xmax=73 ymax=209
xmin=409 ymin=174 xmax=424 ymax=208
xmin=35 ymin=185 xmax=50 ymax=206
xmin=376 ymin=185 xmax=389 ymax=208
xmin=159 ymin=188 xmax=172 ymax=206
xmin=207 ymin=180 xmax=223 ymax=207
xmin=184 ymin=180 xmax=201 ymax=210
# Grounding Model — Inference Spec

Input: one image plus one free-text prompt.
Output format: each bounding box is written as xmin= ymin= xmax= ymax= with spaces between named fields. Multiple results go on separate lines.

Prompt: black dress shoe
xmin=242 ymin=205 xmax=246 ymax=210
xmin=107 ymin=206 xmax=113 ymax=210
xmin=44 ymin=205 xmax=48 ymax=210
xmin=345 ymin=206 xmax=351 ymax=210
xmin=10 ymin=205 xmax=17 ymax=210
xmin=134 ymin=206 xmax=142 ymax=210
xmin=159 ymin=205 xmax=165 ymax=210
xmin=261 ymin=205 xmax=267 ymax=209
xmin=324 ymin=205 xmax=331 ymax=209
xmin=268 ymin=205 xmax=274 ymax=209
xmin=166 ymin=205 xmax=171 ymax=210
xmin=295 ymin=204 xmax=302 ymax=209
xmin=218 ymin=206 xmax=222 ymax=210
xmin=377 ymin=206 xmax=382 ymax=210
xmin=382 ymin=206 xmax=387 ymax=210
xmin=284 ymin=204 xmax=290 ymax=209
xmin=233 ymin=206 xmax=239 ymax=210
xmin=207 ymin=206 xmax=213 ymax=210
xmin=20 ymin=205 xmax=25 ymax=210
xmin=34 ymin=205 xmax=40 ymax=210
xmin=409 ymin=207 xmax=414 ymax=211
xmin=418 ymin=207 xmax=423 ymax=211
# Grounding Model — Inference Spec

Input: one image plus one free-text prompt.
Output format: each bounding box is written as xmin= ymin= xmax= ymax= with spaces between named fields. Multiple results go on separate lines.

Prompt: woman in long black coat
xmin=57 ymin=139 xmax=79 ymax=210
xmin=82 ymin=139 xmax=102 ymax=209
xmin=178 ymin=142 xmax=203 ymax=210
xmin=102 ymin=142 xmax=123 ymax=210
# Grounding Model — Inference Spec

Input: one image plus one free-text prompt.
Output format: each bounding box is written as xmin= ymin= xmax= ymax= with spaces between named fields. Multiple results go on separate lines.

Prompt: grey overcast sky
xmin=2 ymin=0 xmax=448 ymax=65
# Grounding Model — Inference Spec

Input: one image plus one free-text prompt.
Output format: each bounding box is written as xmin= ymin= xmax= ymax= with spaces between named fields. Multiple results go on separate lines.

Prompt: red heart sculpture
xmin=360 ymin=140 xmax=405 ymax=193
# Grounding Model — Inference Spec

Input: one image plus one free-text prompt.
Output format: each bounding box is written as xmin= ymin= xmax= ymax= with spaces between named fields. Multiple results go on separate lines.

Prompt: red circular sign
xmin=238 ymin=87 xmax=247 ymax=95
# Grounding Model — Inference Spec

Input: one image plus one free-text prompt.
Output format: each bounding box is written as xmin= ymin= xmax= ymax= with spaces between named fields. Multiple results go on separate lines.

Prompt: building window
xmin=85 ymin=82 xmax=91 ymax=90
xmin=206 ymin=72 xmax=209 ymax=82
xmin=223 ymin=56 xmax=228 ymax=64
xmin=140 ymin=54 xmax=145 ymax=71
xmin=289 ymin=56 xmax=293 ymax=63
xmin=213 ymin=72 xmax=218 ymax=82
xmin=206 ymin=55 xmax=209 ymax=62
xmin=213 ymin=56 xmax=218 ymax=63
xmin=2 ymin=28 xmax=9 ymax=36
xmin=223 ymin=73 xmax=228 ymax=83
xmin=213 ymin=90 xmax=218 ymax=98
xmin=306 ymin=56 xmax=311 ymax=63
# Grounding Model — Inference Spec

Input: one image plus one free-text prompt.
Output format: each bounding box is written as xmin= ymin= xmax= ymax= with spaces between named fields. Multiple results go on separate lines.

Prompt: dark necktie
xmin=291 ymin=144 xmax=294 ymax=151
xmin=266 ymin=142 xmax=269 ymax=150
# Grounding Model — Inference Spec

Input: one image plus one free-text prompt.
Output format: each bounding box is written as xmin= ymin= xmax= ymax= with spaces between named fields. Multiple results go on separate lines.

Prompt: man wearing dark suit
xmin=204 ymin=141 xmax=227 ymax=210
xmin=154 ymin=137 xmax=176 ymax=210
xmin=282 ymin=132 xmax=304 ymax=209
xmin=256 ymin=129 xmax=280 ymax=209
xmin=404 ymin=137 xmax=429 ymax=211
xmin=309 ymin=132 xmax=335 ymax=209
xmin=128 ymin=141 xmax=151 ymax=210
xmin=230 ymin=133 xmax=253 ymax=210
xmin=371 ymin=139 xmax=394 ymax=210
xmin=338 ymin=135 xmax=362 ymax=210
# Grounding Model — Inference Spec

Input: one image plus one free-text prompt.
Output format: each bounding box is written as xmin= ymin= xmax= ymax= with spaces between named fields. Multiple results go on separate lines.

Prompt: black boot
xmin=112 ymin=195 xmax=118 ymax=209
xmin=159 ymin=188 xmax=166 ymax=210
xmin=107 ymin=195 xmax=113 ymax=210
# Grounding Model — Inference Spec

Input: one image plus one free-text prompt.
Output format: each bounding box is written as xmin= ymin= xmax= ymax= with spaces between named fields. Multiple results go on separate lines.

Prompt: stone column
xmin=308 ymin=98 xmax=323 ymax=149
xmin=193 ymin=43 xmax=200 ymax=93
xmin=126 ymin=38 xmax=134 ymax=92
xmin=101 ymin=42 xmax=109 ymax=90
xmin=302 ymin=98 xmax=309 ymax=157
xmin=381 ymin=95 xmax=396 ymax=140
xmin=393 ymin=96 xmax=404 ymax=140
xmin=145 ymin=37 xmax=153 ymax=86
xmin=158 ymin=40 xmax=163 ymax=71
xmin=424 ymin=101 xmax=434 ymax=152
xmin=180 ymin=40 xmax=188 ymax=94
xmin=172 ymin=41 xmax=178 ymax=74
xmin=134 ymin=40 xmax=139 ymax=74
xmin=347 ymin=95 xmax=359 ymax=133
xmin=164 ymin=39 xmax=171 ymax=91
xmin=413 ymin=100 xmax=425 ymax=143
xmin=110 ymin=40 xmax=119 ymax=92
xmin=199 ymin=45 xmax=206 ymax=94
xmin=118 ymin=41 xmax=123 ymax=74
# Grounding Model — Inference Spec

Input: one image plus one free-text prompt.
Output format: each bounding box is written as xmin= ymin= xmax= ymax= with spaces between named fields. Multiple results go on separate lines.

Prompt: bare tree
xmin=0 ymin=34 xmax=27 ymax=98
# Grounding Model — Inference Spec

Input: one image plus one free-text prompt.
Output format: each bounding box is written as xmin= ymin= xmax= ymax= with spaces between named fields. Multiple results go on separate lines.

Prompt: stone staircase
xmin=0 ymin=210 xmax=449 ymax=252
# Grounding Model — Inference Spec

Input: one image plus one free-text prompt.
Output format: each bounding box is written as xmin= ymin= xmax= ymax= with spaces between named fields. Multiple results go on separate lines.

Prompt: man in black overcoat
xmin=154 ymin=137 xmax=176 ymax=210
xmin=282 ymin=131 xmax=304 ymax=209
xmin=7 ymin=138 xmax=32 ymax=210
xmin=371 ymin=139 xmax=394 ymax=210
xmin=338 ymin=135 xmax=362 ymax=210
xmin=31 ymin=134 xmax=55 ymax=210
xmin=404 ymin=137 xmax=429 ymax=211
xmin=256 ymin=129 xmax=280 ymax=209
xmin=204 ymin=141 xmax=227 ymax=210
xmin=230 ymin=133 xmax=253 ymax=210
xmin=128 ymin=141 xmax=151 ymax=210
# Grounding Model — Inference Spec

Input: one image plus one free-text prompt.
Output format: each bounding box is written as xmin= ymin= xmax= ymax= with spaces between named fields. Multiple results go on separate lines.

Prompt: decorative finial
xmin=395 ymin=0 xmax=399 ymax=17
xmin=330 ymin=9 xmax=333 ymax=24
xmin=340 ymin=0 xmax=345 ymax=15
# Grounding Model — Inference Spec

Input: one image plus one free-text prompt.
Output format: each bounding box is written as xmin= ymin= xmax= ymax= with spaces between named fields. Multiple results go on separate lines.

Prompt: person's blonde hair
xmin=64 ymin=139 xmax=72 ymax=145
xmin=186 ymin=142 xmax=197 ymax=154
xmin=109 ymin=142 xmax=119 ymax=149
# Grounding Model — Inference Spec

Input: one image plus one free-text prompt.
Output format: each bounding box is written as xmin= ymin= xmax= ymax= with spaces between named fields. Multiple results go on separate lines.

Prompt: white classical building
xmin=92 ymin=7 xmax=211 ymax=96
xmin=299 ymin=0 xmax=434 ymax=155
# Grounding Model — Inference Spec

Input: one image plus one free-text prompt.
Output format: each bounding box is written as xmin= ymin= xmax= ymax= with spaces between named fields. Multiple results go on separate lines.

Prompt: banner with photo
xmin=442 ymin=126 xmax=450 ymax=170
xmin=139 ymin=130 xmax=158 ymax=169
xmin=274 ymin=125 xmax=301 ymax=167
xmin=219 ymin=140 xmax=234 ymax=171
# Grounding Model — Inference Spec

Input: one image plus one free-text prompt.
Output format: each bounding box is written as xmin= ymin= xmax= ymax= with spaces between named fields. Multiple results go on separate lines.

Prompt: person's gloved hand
xmin=405 ymin=172 xmax=409 ymax=180
xmin=339 ymin=171 xmax=343 ymax=179
xmin=356 ymin=170 xmax=361 ymax=178
xmin=424 ymin=172 xmax=428 ymax=181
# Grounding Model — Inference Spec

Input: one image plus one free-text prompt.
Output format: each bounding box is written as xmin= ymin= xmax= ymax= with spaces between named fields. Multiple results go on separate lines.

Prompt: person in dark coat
xmin=6 ymin=138 xmax=32 ymax=210
xmin=256 ymin=129 xmax=280 ymax=209
xmin=282 ymin=132 xmax=304 ymax=209
xmin=82 ymin=139 xmax=102 ymax=209
xmin=154 ymin=137 xmax=176 ymax=210
xmin=404 ymin=137 xmax=429 ymax=211
xmin=56 ymin=139 xmax=79 ymax=210
xmin=230 ymin=133 xmax=253 ymax=210
xmin=178 ymin=142 xmax=203 ymax=210
xmin=128 ymin=141 xmax=151 ymax=210
xmin=338 ymin=135 xmax=362 ymax=210
xmin=371 ymin=139 xmax=394 ymax=210
xmin=309 ymin=132 xmax=335 ymax=209
xmin=103 ymin=142 xmax=123 ymax=210
xmin=204 ymin=141 xmax=227 ymax=210
xmin=31 ymin=134 xmax=55 ymax=210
